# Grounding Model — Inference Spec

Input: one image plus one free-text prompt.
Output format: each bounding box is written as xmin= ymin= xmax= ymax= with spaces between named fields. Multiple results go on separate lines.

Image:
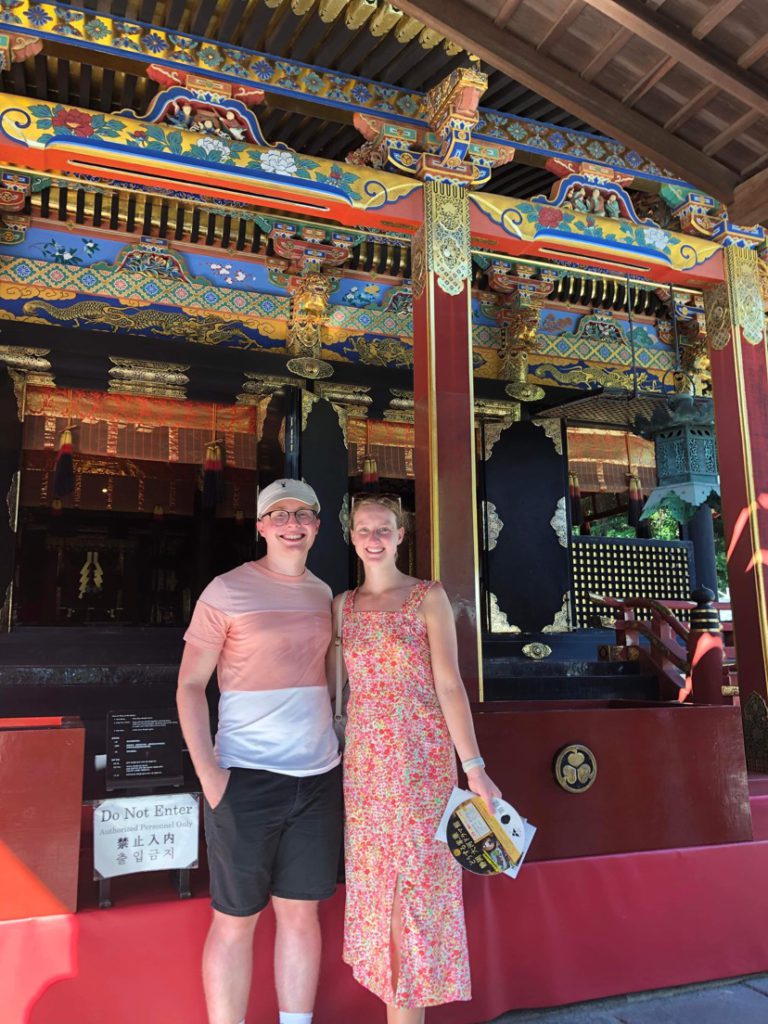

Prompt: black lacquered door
xmin=481 ymin=419 xmax=572 ymax=633
xmin=0 ymin=370 xmax=21 ymax=628
xmin=300 ymin=394 xmax=349 ymax=597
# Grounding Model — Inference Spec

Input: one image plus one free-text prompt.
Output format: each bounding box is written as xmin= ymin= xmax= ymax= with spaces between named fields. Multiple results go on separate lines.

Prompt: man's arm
xmin=176 ymin=641 xmax=229 ymax=809
xmin=325 ymin=592 xmax=346 ymax=701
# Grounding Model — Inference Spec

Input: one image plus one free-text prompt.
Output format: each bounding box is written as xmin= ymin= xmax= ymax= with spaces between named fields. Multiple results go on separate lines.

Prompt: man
xmin=177 ymin=478 xmax=342 ymax=1024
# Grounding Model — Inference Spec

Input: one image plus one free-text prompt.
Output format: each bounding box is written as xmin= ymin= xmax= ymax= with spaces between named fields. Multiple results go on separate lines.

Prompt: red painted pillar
xmin=412 ymin=182 xmax=483 ymax=700
xmin=704 ymin=231 xmax=768 ymax=727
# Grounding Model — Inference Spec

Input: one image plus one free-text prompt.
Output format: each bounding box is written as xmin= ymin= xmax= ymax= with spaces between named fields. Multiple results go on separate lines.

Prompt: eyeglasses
xmin=260 ymin=508 xmax=318 ymax=527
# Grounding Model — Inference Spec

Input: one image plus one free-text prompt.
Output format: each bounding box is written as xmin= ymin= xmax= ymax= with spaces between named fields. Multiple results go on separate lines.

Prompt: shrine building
xmin=1 ymin=1 xmax=768 ymax=1022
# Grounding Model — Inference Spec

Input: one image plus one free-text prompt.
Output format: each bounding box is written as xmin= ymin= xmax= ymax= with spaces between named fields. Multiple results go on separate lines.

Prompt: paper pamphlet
xmin=436 ymin=787 xmax=536 ymax=879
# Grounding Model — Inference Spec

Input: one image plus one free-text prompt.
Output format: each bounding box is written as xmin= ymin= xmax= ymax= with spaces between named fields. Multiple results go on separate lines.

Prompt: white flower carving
xmin=261 ymin=149 xmax=298 ymax=176
xmin=643 ymin=226 xmax=669 ymax=251
xmin=195 ymin=136 xmax=230 ymax=161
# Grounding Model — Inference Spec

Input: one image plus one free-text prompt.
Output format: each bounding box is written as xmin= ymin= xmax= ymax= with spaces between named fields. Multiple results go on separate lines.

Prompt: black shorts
xmin=204 ymin=764 xmax=343 ymax=917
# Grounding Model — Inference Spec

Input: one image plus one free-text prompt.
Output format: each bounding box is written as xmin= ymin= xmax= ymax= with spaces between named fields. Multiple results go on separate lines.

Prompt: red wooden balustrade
xmin=589 ymin=592 xmax=736 ymax=705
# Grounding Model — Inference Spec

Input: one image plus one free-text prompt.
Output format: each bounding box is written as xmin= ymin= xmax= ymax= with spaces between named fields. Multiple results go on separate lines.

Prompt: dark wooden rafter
xmin=580 ymin=26 xmax=632 ymax=81
xmin=663 ymin=83 xmax=719 ymax=133
xmin=393 ymin=0 xmax=739 ymax=201
xmin=536 ymin=0 xmax=584 ymax=52
xmin=579 ymin=0 xmax=768 ymax=114
xmin=730 ymin=165 xmax=768 ymax=225
xmin=493 ymin=0 xmax=523 ymax=28
xmin=622 ymin=56 xmax=676 ymax=107
xmin=703 ymin=111 xmax=764 ymax=158
xmin=217 ymin=0 xmax=251 ymax=44
xmin=692 ymin=0 xmax=743 ymax=40
xmin=739 ymin=34 xmax=768 ymax=69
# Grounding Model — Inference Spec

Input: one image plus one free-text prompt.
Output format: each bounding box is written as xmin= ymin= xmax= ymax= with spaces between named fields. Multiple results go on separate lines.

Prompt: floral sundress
xmin=341 ymin=581 xmax=471 ymax=1008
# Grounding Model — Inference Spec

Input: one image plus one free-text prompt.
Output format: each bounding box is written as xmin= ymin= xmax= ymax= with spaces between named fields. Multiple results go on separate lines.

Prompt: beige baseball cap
xmin=257 ymin=478 xmax=320 ymax=518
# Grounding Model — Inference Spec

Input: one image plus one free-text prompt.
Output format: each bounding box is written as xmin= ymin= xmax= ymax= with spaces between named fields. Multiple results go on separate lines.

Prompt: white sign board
xmin=94 ymin=793 xmax=199 ymax=879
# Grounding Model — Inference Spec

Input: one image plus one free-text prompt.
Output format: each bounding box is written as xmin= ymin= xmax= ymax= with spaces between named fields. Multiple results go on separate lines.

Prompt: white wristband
xmin=462 ymin=756 xmax=485 ymax=773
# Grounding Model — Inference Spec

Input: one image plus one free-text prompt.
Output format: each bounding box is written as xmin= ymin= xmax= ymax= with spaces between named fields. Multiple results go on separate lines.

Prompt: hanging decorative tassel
xmin=568 ymin=471 xmax=583 ymax=528
xmin=53 ymin=427 xmax=75 ymax=497
xmin=627 ymin=472 xmax=644 ymax=529
xmin=361 ymin=454 xmax=379 ymax=491
xmin=361 ymin=420 xmax=379 ymax=491
xmin=202 ymin=440 xmax=224 ymax=508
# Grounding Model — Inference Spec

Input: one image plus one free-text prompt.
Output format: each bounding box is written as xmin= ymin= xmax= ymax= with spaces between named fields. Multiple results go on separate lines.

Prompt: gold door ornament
xmin=522 ymin=642 xmax=552 ymax=660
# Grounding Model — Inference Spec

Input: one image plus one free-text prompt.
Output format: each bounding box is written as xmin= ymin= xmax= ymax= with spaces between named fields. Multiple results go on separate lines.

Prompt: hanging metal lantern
xmin=634 ymin=382 xmax=719 ymax=524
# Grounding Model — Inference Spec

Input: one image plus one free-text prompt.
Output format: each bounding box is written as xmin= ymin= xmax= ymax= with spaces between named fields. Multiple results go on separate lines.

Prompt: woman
xmin=333 ymin=494 xmax=501 ymax=1024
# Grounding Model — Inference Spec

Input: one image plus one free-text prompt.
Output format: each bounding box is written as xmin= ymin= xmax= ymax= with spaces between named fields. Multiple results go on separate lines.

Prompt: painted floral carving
xmin=31 ymin=105 xmax=125 ymax=142
xmin=260 ymin=149 xmax=298 ymax=176
xmin=537 ymin=205 xmax=564 ymax=228
xmin=51 ymin=107 xmax=95 ymax=137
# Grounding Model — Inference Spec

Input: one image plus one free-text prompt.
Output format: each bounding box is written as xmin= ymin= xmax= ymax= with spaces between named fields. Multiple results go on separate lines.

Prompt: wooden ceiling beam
xmin=393 ymin=0 xmax=739 ymax=200
xmin=738 ymin=34 xmax=768 ymax=69
xmin=728 ymin=166 xmax=768 ymax=226
xmin=622 ymin=55 xmax=676 ymax=107
xmin=702 ymin=110 xmax=763 ymax=158
xmin=693 ymin=0 xmax=742 ymax=40
xmin=663 ymin=83 xmax=719 ymax=133
xmin=493 ymin=0 xmax=524 ymax=28
xmin=579 ymin=0 xmax=768 ymax=113
xmin=537 ymin=0 xmax=584 ymax=52
xmin=580 ymin=26 xmax=632 ymax=81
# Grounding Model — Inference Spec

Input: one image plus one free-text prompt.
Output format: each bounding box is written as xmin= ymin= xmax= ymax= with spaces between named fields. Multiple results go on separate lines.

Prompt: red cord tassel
xmin=53 ymin=428 xmax=75 ymax=497
xmin=202 ymin=442 xmax=224 ymax=508
xmin=568 ymin=471 xmax=583 ymax=527
xmin=361 ymin=454 xmax=379 ymax=491
xmin=627 ymin=472 xmax=644 ymax=529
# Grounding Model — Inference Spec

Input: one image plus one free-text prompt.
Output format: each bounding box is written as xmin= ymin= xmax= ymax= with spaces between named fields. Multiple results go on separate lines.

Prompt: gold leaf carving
xmin=703 ymin=282 xmax=731 ymax=351
xmin=542 ymin=592 xmax=572 ymax=633
xmin=301 ymin=390 xmax=319 ymax=432
xmin=533 ymin=418 xmax=563 ymax=456
xmin=489 ymin=592 xmax=520 ymax=633
xmin=550 ymin=496 xmax=568 ymax=548
xmin=423 ymin=182 xmax=471 ymax=297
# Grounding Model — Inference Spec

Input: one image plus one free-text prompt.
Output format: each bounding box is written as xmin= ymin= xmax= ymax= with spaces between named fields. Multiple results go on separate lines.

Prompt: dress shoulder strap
xmin=341 ymin=588 xmax=357 ymax=615
xmin=402 ymin=579 xmax=438 ymax=613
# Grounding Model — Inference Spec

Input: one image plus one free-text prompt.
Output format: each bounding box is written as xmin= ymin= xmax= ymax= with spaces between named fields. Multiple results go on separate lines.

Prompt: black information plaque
xmin=106 ymin=709 xmax=184 ymax=791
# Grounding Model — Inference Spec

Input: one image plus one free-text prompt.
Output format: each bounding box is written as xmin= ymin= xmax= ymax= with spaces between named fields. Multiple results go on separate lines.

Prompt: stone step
xmin=483 ymin=673 xmax=659 ymax=702
xmin=482 ymin=658 xmax=642 ymax=678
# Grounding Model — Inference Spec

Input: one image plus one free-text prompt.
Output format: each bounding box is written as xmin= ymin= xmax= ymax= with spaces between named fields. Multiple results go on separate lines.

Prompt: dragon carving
xmin=23 ymin=300 xmax=262 ymax=348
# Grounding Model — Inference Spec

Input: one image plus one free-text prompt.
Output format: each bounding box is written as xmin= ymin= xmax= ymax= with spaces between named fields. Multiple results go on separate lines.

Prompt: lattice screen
xmin=571 ymin=535 xmax=694 ymax=628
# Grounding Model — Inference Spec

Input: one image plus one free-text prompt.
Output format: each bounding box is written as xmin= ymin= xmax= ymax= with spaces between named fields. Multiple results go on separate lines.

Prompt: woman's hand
xmin=466 ymin=767 xmax=502 ymax=816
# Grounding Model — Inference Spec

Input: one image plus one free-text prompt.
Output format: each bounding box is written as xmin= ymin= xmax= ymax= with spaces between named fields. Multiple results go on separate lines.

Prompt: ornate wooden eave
xmin=0 ymin=2 xmax=674 ymax=188
xmin=396 ymin=0 xmax=768 ymax=224
xmin=0 ymin=91 xmax=726 ymax=284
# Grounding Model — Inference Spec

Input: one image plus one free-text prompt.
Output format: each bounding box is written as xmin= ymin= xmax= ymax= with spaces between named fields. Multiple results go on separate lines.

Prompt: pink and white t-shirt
xmin=183 ymin=560 xmax=340 ymax=777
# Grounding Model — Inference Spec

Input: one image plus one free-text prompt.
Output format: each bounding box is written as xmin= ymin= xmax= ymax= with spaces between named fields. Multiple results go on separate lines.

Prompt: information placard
xmin=93 ymin=793 xmax=199 ymax=879
xmin=106 ymin=709 xmax=183 ymax=790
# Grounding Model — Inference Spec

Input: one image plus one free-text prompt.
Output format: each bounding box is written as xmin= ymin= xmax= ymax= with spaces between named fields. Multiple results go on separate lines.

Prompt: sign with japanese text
xmin=93 ymin=793 xmax=199 ymax=879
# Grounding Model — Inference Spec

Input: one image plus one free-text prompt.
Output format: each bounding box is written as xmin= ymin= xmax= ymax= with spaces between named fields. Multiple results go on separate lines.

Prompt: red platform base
xmin=6 ymin=832 xmax=768 ymax=1024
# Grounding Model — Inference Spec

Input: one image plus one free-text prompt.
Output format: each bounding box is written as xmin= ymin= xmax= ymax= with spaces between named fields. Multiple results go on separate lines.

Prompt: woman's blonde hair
xmin=350 ymin=493 xmax=405 ymax=530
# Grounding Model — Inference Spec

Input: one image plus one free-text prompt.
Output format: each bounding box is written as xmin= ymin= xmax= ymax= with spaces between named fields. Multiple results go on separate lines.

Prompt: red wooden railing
xmin=589 ymin=592 xmax=736 ymax=705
